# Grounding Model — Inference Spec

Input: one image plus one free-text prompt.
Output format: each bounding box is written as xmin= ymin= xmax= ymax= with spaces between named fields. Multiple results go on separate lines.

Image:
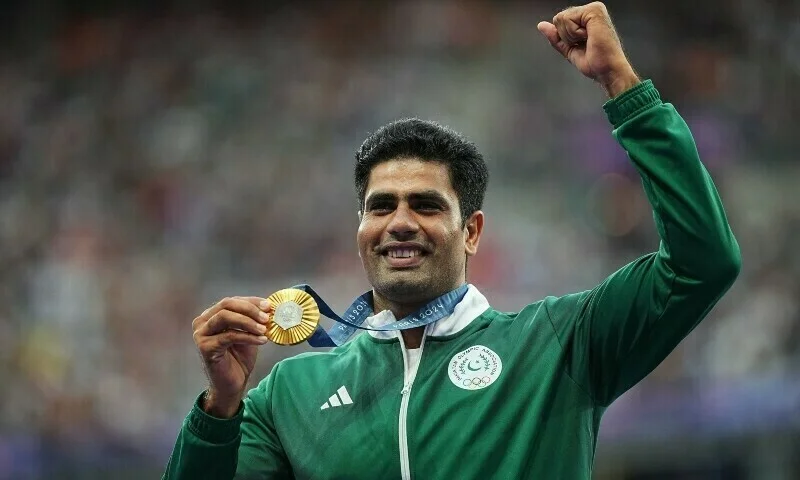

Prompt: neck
xmin=372 ymin=295 xmax=427 ymax=349
xmin=371 ymin=298 xmax=422 ymax=321
xmin=371 ymin=282 xmax=465 ymax=349
xmin=401 ymin=328 xmax=425 ymax=349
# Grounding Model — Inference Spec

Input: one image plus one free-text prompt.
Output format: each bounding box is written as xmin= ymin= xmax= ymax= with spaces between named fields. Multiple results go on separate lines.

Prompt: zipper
xmin=398 ymin=326 xmax=427 ymax=480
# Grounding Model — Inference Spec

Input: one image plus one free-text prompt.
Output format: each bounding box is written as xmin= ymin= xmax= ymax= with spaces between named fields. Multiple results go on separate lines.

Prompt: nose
xmin=386 ymin=203 xmax=419 ymax=239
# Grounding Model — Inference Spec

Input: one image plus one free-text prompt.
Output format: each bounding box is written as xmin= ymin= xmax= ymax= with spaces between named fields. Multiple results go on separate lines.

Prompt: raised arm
xmin=539 ymin=3 xmax=741 ymax=406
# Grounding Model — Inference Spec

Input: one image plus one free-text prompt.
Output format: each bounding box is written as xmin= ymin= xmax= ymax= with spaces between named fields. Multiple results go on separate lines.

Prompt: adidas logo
xmin=320 ymin=386 xmax=353 ymax=410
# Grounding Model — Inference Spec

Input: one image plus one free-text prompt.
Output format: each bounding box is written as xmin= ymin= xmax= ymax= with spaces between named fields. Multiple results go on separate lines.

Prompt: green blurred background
xmin=0 ymin=0 xmax=798 ymax=478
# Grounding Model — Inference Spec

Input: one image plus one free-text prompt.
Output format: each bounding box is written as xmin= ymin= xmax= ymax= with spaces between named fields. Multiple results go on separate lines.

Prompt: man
xmin=163 ymin=3 xmax=741 ymax=479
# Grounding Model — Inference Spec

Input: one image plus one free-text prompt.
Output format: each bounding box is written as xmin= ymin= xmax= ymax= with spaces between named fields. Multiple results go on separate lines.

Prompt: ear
xmin=464 ymin=210 xmax=484 ymax=257
xmin=357 ymin=210 xmax=363 ymax=222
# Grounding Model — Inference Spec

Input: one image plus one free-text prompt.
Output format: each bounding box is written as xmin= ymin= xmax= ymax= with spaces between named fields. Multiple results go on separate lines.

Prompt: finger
xmin=204 ymin=309 xmax=269 ymax=336
xmin=235 ymin=296 xmax=274 ymax=313
xmin=566 ymin=20 xmax=588 ymax=43
xmin=218 ymin=297 xmax=270 ymax=323
xmin=553 ymin=14 xmax=577 ymax=47
xmin=193 ymin=301 xmax=223 ymax=330
xmin=205 ymin=330 xmax=270 ymax=351
xmin=537 ymin=22 xmax=570 ymax=58
xmin=193 ymin=297 xmax=271 ymax=333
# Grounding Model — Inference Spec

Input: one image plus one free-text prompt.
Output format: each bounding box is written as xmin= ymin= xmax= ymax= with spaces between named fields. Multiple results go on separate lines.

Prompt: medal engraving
xmin=273 ymin=301 xmax=303 ymax=329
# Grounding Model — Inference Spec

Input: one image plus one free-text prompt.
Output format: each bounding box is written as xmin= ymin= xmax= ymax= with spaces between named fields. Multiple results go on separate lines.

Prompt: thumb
xmin=537 ymin=21 xmax=570 ymax=58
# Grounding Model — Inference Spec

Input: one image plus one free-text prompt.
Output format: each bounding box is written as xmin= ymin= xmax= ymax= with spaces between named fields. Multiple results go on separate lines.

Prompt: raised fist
xmin=537 ymin=2 xmax=640 ymax=98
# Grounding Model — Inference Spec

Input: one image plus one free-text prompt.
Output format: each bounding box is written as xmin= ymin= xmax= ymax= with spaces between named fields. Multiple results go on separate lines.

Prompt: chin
xmin=375 ymin=276 xmax=434 ymax=303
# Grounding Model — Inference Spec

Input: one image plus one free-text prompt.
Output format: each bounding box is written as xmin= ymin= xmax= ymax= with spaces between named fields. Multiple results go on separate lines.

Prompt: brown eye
xmin=369 ymin=202 xmax=393 ymax=213
xmin=416 ymin=202 xmax=441 ymax=212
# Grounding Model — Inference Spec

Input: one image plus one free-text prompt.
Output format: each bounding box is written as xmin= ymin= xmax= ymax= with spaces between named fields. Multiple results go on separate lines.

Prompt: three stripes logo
xmin=320 ymin=386 xmax=353 ymax=410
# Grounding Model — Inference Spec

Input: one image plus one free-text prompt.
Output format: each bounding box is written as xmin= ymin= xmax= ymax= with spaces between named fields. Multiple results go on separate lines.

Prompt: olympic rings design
xmin=462 ymin=376 xmax=492 ymax=388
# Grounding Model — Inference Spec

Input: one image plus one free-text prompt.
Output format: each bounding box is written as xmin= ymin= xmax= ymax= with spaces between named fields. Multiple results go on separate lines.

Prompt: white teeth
xmin=388 ymin=248 xmax=421 ymax=259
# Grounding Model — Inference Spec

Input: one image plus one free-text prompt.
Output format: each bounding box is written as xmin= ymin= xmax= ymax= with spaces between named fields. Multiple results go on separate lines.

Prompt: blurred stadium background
xmin=1 ymin=0 xmax=799 ymax=478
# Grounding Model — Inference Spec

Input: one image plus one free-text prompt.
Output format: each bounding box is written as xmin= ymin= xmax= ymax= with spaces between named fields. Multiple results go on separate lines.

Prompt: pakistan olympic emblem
xmin=448 ymin=345 xmax=503 ymax=391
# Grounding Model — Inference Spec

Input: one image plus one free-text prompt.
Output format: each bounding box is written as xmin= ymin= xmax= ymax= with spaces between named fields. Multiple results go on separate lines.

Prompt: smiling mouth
xmin=386 ymin=248 xmax=424 ymax=259
xmin=379 ymin=245 xmax=428 ymax=267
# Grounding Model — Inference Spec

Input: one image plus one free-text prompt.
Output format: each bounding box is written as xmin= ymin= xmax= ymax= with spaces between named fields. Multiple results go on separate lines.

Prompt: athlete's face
xmin=357 ymin=158 xmax=484 ymax=305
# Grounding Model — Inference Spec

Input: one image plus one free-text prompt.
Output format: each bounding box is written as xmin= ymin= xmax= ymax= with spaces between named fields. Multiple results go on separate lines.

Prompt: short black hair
xmin=354 ymin=118 xmax=489 ymax=225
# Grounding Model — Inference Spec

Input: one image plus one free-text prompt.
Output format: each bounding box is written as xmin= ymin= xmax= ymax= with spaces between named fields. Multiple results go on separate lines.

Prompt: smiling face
xmin=357 ymin=158 xmax=484 ymax=310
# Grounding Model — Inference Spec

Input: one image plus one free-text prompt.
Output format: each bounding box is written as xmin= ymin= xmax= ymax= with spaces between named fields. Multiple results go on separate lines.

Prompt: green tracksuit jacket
xmin=163 ymin=80 xmax=741 ymax=479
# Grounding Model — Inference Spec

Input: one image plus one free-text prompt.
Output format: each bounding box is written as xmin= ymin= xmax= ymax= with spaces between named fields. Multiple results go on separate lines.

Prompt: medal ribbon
xmin=291 ymin=283 xmax=469 ymax=347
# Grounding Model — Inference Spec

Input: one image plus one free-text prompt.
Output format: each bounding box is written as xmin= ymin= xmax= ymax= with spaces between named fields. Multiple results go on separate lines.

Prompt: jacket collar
xmin=363 ymin=285 xmax=489 ymax=340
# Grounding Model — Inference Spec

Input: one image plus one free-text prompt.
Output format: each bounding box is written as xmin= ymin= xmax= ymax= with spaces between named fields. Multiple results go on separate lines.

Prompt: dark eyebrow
xmin=364 ymin=192 xmax=398 ymax=206
xmin=407 ymin=190 xmax=449 ymax=204
xmin=365 ymin=190 xmax=450 ymax=207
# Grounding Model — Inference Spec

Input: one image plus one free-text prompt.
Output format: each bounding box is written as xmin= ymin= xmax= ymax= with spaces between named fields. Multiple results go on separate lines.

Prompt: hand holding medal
xmin=192 ymin=296 xmax=274 ymax=418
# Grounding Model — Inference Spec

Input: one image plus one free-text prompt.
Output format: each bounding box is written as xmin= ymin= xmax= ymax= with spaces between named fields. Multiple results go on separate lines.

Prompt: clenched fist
xmin=192 ymin=296 xmax=274 ymax=418
xmin=538 ymin=2 xmax=640 ymax=98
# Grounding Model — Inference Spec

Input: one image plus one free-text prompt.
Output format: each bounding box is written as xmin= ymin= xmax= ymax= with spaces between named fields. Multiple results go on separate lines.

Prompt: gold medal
xmin=265 ymin=288 xmax=320 ymax=345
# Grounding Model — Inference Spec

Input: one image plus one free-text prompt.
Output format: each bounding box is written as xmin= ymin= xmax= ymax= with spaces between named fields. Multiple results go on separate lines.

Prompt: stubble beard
xmin=375 ymin=272 xmax=435 ymax=304
xmin=370 ymin=259 xmax=462 ymax=307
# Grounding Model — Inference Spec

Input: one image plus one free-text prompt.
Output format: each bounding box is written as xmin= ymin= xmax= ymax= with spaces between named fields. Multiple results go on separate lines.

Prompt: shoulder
xmin=487 ymin=291 xmax=592 ymax=339
xmin=258 ymin=334 xmax=375 ymax=386
xmin=275 ymin=337 xmax=358 ymax=369
xmin=490 ymin=291 xmax=590 ymax=323
xmin=543 ymin=291 xmax=592 ymax=318
xmin=248 ymin=334 xmax=393 ymax=413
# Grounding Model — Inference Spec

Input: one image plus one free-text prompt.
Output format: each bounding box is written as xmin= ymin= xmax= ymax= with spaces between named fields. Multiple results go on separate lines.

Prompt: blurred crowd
xmin=0 ymin=0 xmax=798 ymax=477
